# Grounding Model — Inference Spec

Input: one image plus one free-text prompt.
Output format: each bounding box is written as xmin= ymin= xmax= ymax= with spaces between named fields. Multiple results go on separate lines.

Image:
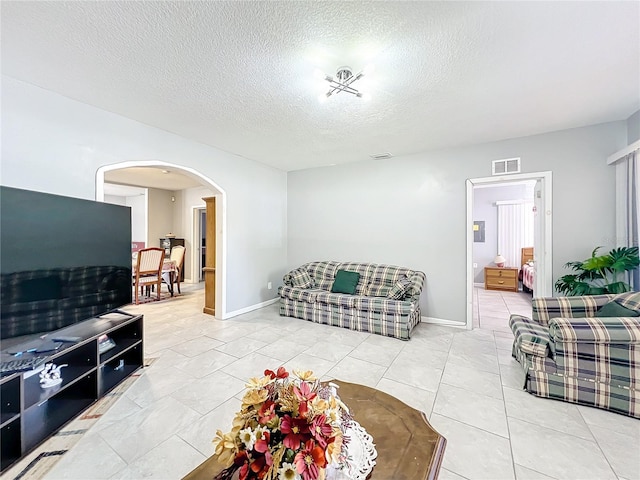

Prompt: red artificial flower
xmin=310 ymin=414 xmax=333 ymax=448
xmin=264 ymin=366 xmax=289 ymax=379
xmin=280 ymin=414 xmax=311 ymax=450
xmin=258 ymin=400 xmax=276 ymax=425
xmin=234 ymin=450 xmax=248 ymax=466
xmin=294 ymin=439 xmax=327 ymax=480
xmin=294 ymin=382 xmax=317 ymax=418
xmin=298 ymin=400 xmax=309 ymax=418
xmin=248 ymin=431 xmax=273 ymax=480
xmin=294 ymin=381 xmax=317 ymax=403
xmin=239 ymin=462 xmax=249 ymax=480
xmin=254 ymin=430 xmax=271 ymax=454
xmin=250 ymin=455 xmax=270 ymax=479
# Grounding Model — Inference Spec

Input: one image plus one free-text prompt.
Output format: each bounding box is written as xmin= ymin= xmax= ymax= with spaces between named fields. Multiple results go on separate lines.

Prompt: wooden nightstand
xmin=484 ymin=266 xmax=519 ymax=292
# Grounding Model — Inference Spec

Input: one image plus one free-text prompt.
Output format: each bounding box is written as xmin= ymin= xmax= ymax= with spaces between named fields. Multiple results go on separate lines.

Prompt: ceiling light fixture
xmin=320 ymin=66 xmax=370 ymax=101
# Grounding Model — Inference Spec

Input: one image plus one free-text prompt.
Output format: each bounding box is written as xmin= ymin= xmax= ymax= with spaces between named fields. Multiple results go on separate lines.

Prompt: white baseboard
xmin=473 ymin=282 xmax=484 ymax=288
xmin=222 ymin=297 xmax=279 ymax=319
xmin=421 ymin=316 xmax=467 ymax=328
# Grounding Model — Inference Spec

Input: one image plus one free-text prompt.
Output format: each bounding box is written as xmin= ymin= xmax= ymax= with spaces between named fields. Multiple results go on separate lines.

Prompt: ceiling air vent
xmin=492 ymin=157 xmax=521 ymax=175
xmin=370 ymin=152 xmax=393 ymax=160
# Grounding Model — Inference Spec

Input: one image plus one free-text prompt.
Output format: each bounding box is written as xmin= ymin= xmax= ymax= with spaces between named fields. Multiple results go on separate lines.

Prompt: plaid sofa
xmin=1 ymin=266 xmax=132 ymax=339
xmin=509 ymin=292 xmax=640 ymax=418
xmin=278 ymin=261 xmax=426 ymax=340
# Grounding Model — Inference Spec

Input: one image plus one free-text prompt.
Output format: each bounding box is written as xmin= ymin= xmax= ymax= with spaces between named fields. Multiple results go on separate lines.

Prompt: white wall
xmin=127 ymin=193 xmax=147 ymax=244
xmin=104 ymin=194 xmax=126 ymax=206
xmin=147 ymin=188 xmax=174 ymax=250
xmin=104 ymin=192 xmax=147 ymax=244
xmin=628 ymin=110 xmax=640 ymax=144
xmin=288 ymin=122 xmax=627 ymax=323
xmin=1 ymin=76 xmax=287 ymax=314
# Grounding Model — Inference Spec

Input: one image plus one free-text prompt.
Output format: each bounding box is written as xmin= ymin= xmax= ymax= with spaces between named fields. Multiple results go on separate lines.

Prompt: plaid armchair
xmin=509 ymin=292 xmax=640 ymax=418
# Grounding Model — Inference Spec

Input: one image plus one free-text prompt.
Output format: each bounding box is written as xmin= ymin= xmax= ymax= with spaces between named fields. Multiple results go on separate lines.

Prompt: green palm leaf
xmin=609 ymin=247 xmax=640 ymax=273
xmin=555 ymin=246 xmax=640 ymax=296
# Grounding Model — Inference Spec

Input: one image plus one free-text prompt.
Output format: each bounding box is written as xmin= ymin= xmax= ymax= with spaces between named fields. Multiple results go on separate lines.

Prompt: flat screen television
xmin=0 ymin=186 xmax=132 ymax=342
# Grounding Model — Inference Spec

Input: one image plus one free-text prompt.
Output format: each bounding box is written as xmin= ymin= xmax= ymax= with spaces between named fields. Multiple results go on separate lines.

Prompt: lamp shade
xmin=494 ymin=254 xmax=506 ymax=267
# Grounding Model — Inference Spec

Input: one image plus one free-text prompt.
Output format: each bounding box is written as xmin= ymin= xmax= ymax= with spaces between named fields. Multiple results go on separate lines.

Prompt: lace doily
xmin=325 ymin=421 xmax=377 ymax=480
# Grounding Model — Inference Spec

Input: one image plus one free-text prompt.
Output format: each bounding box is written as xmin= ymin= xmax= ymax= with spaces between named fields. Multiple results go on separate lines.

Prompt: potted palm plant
xmin=555 ymin=246 xmax=640 ymax=295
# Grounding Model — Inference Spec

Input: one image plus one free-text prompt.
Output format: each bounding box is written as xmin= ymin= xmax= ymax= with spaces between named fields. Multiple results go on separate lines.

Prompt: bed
xmin=520 ymin=246 xmax=534 ymax=292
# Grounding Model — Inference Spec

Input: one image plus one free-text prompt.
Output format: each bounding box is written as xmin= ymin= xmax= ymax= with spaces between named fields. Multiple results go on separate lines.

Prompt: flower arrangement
xmin=212 ymin=367 xmax=353 ymax=480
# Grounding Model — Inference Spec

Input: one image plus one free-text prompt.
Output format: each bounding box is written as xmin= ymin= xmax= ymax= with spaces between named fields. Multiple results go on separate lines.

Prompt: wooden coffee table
xmin=183 ymin=380 xmax=446 ymax=480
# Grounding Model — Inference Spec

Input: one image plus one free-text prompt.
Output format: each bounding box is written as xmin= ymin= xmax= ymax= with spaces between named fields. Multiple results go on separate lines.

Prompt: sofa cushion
xmin=613 ymin=292 xmax=640 ymax=313
xmin=316 ymin=291 xmax=356 ymax=308
xmin=289 ymin=268 xmax=315 ymax=289
xmin=353 ymin=297 xmax=414 ymax=315
xmin=331 ymin=270 xmax=360 ymax=294
xmin=386 ymin=276 xmax=412 ymax=300
xmin=596 ymin=301 xmax=640 ymax=317
xmin=549 ymin=317 xmax=640 ymax=390
xmin=549 ymin=317 xmax=640 ymax=345
xmin=531 ymin=294 xmax=614 ymax=325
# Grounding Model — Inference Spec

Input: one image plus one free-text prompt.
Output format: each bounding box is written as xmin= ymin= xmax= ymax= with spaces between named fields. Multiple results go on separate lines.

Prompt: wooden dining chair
xmin=169 ymin=245 xmax=186 ymax=294
xmin=133 ymin=247 xmax=165 ymax=304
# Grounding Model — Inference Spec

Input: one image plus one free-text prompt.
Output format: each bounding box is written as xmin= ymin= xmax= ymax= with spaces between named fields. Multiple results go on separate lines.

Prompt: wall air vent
xmin=369 ymin=152 xmax=393 ymax=160
xmin=492 ymin=157 xmax=521 ymax=175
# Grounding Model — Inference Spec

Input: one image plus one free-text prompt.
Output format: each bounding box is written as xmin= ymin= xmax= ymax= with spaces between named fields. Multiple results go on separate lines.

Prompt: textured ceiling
xmin=104 ymin=167 xmax=202 ymax=192
xmin=2 ymin=1 xmax=639 ymax=172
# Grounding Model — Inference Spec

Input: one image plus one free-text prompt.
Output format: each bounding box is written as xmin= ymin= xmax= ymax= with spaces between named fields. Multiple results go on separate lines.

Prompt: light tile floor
xmin=38 ymin=286 xmax=638 ymax=480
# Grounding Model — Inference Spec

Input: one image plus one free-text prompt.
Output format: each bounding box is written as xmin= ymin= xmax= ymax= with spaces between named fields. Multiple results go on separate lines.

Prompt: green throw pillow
xmin=595 ymin=301 xmax=640 ymax=317
xmin=613 ymin=292 xmax=640 ymax=312
xmin=331 ymin=270 xmax=360 ymax=295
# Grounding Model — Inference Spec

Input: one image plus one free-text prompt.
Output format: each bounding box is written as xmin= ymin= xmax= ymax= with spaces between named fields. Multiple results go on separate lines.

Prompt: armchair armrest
xmin=509 ymin=314 xmax=552 ymax=356
xmin=549 ymin=317 xmax=640 ymax=345
xmin=532 ymin=294 xmax=614 ymax=326
xmin=406 ymin=271 xmax=426 ymax=297
xmin=282 ymin=271 xmax=294 ymax=287
xmin=282 ymin=267 xmax=314 ymax=289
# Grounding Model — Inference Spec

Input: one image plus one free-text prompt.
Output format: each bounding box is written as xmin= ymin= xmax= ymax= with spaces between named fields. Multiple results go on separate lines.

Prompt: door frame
xmin=465 ymin=171 xmax=553 ymax=329
xmin=192 ymin=207 xmax=206 ymax=282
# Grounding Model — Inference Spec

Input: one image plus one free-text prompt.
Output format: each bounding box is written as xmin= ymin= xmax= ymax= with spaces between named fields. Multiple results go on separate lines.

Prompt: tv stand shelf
xmin=0 ymin=311 xmax=143 ymax=472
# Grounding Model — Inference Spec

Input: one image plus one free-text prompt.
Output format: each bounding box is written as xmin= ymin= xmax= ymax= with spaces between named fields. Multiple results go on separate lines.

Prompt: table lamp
xmin=494 ymin=254 xmax=506 ymax=267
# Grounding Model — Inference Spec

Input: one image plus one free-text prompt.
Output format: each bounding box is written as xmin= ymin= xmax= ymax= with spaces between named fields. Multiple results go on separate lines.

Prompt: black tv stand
xmin=0 ymin=311 xmax=144 ymax=472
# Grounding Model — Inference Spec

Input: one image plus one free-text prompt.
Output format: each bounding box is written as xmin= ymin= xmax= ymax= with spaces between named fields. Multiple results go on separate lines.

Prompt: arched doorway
xmin=95 ymin=161 xmax=226 ymax=319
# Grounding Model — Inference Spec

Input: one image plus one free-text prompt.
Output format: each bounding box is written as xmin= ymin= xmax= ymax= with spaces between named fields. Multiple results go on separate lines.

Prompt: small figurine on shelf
xmin=39 ymin=363 xmax=68 ymax=388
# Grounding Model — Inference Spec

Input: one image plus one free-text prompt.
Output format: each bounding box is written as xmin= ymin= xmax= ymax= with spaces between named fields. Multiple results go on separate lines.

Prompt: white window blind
xmin=610 ymin=144 xmax=640 ymax=289
xmin=497 ymin=201 xmax=535 ymax=269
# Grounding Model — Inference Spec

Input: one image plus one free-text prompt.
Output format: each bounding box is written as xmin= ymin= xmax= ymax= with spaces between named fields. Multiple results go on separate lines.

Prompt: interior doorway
xmin=96 ymin=160 xmax=227 ymax=318
xmin=466 ymin=171 xmax=553 ymax=330
xmin=195 ymin=207 xmax=206 ymax=282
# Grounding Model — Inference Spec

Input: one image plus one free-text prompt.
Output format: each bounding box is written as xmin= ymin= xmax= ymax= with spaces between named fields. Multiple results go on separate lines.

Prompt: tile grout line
xmin=575 ymin=407 xmax=624 ymax=479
